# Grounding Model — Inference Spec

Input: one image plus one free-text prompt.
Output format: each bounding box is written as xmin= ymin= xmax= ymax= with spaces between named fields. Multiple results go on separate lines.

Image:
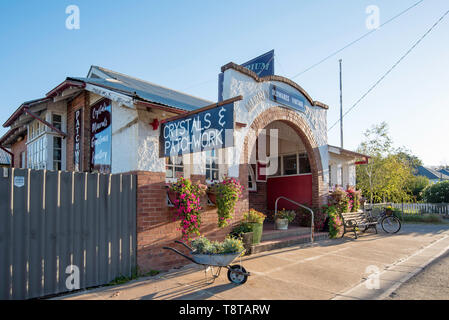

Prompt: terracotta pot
xmin=167 ymin=189 xmax=179 ymax=205
xmin=207 ymin=191 xmax=217 ymax=205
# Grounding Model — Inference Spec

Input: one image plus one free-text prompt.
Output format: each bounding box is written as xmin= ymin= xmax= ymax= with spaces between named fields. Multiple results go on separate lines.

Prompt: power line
xmin=290 ymin=0 xmax=426 ymax=79
xmin=328 ymin=8 xmax=449 ymax=132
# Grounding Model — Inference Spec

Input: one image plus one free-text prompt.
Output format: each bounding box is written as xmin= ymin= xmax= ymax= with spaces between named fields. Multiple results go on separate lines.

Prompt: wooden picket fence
xmin=365 ymin=202 xmax=449 ymax=216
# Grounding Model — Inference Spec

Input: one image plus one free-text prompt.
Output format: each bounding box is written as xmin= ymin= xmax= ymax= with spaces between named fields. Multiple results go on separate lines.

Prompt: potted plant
xmin=230 ymin=222 xmax=254 ymax=252
xmin=206 ymin=189 xmax=217 ymax=205
xmin=169 ymin=177 xmax=207 ymax=241
xmin=385 ymin=205 xmax=394 ymax=216
xmin=274 ymin=209 xmax=296 ymax=230
xmin=210 ymin=177 xmax=244 ymax=228
xmin=243 ymin=209 xmax=266 ymax=244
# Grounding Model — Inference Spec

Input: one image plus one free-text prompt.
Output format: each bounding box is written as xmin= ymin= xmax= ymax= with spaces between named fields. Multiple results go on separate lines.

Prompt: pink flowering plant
xmin=210 ymin=176 xmax=244 ymax=228
xmin=170 ymin=177 xmax=207 ymax=241
xmin=346 ymin=187 xmax=361 ymax=212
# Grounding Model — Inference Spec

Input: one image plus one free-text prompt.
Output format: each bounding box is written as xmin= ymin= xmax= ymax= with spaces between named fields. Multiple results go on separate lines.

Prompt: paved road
xmin=386 ymin=248 xmax=449 ymax=300
xmin=57 ymin=223 xmax=449 ymax=300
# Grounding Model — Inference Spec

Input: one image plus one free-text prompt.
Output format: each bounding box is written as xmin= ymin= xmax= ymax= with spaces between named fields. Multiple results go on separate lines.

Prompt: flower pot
xmin=207 ymin=191 xmax=217 ymax=205
xmin=166 ymin=189 xmax=178 ymax=205
xmin=275 ymin=218 xmax=289 ymax=230
xmin=241 ymin=232 xmax=254 ymax=252
xmin=248 ymin=222 xmax=263 ymax=244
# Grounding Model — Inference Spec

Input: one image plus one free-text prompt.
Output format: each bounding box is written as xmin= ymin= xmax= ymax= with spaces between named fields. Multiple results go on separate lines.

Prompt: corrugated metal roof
xmin=83 ymin=66 xmax=212 ymax=111
xmin=438 ymin=169 xmax=449 ymax=176
xmin=0 ymin=149 xmax=11 ymax=165
xmin=416 ymin=166 xmax=449 ymax=180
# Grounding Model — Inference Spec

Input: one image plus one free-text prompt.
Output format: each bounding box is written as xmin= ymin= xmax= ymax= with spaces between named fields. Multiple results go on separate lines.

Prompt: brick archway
xmin=244 ymin=106 xmax=327 ymax=209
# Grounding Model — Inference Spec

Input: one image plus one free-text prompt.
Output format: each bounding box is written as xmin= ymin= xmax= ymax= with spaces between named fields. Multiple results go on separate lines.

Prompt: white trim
xmin=85 ymin=84 xmax=134 ymax=108
xmin=248 ymin=165 xmax=257 ymax=191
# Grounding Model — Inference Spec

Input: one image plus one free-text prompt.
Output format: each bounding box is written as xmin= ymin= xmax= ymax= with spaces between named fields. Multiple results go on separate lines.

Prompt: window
xmin=205 ymin=149 xmax=219 ymax=182
xmin=268 ymin=152 xmax=311 ymax=177
xmin=27 ymin=136 xmax=47 ymax=170
xmin=166 ymin=156 xmax=183 ymax=180
xmin=20 ymin=152 xmax=25 ymax=169
xmin=283 ymin=154 xmax=297 ymax=175
xmin=298 ymin=153 xmax=311 ymax=173
xmin=53 ymin=136 xmax=62 ymax=171
xmin=248 ymin=165 xmax=256 ymax=191
xmin=52 ymin=114 xmax=62 ymax=130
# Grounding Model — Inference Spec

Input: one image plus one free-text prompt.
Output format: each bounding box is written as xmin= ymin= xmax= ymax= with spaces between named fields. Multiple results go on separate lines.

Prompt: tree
xmin=406 ymin=175 xmax=430 ymax=201
xmin=422 ymin=181 xmax=449 ymax=203
xmin=356 ymin=122 xmax=418 ymax=203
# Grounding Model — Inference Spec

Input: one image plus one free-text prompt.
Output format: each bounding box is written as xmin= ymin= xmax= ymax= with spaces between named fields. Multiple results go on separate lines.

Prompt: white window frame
xmin=205 ymin=149 xmax=219 ymax=184
xmin=165 ymin=155 xmax=184 ymax=182
xmin=267 ymin=152 xmax=312 ymax=179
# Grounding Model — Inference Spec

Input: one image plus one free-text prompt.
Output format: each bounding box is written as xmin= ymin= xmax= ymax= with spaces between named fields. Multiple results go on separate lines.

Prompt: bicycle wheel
xmin=381 ymin=216 xmax=401 ymax=234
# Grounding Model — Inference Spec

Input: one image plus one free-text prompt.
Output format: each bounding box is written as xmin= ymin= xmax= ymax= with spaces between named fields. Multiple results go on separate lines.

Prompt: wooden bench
xmin=339 ymin=210 xmax=378 ymax=239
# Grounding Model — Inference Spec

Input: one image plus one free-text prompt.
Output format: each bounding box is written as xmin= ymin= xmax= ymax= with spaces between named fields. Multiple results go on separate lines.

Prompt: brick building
xmin=0 ymin=60 xmax=368 ymax=271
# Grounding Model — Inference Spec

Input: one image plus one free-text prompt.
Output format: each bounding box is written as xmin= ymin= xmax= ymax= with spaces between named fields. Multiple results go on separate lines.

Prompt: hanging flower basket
xmin=166 ymin=185 xmax=179 ymax=205
xmin=206 ymin=191 xmax=217 ymax=205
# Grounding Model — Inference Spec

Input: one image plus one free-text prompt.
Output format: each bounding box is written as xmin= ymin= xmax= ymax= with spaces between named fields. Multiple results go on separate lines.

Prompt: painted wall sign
xmin=242 ymin=49 xmax=275 ymax=77
xmin=90 ymin=99 xmax=112 ymax=173
xmin=162 ymin=102 xmax=234 ymax=157
xmin=74 ymin=109 xmax=82 ymax=171
xmin=269 ymin=84 xmax=306 ymax=113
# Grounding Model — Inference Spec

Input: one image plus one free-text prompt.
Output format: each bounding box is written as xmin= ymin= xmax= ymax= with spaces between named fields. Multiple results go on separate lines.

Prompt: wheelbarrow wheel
xmin=227 ymin=265 xmax=248 ymax=284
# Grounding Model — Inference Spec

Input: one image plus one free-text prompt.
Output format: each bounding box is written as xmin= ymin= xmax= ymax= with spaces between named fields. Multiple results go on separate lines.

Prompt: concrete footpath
xmin=56 ymin=224 xmax=449 ymax=300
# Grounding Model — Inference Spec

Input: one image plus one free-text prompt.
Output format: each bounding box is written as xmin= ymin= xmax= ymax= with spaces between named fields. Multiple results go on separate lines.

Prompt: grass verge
xmin=401 ymin=214 xmax=448 ymax=224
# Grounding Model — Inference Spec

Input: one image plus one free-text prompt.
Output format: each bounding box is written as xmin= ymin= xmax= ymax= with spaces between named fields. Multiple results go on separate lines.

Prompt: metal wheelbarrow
xmin=163 ymin=240 xmax=250 ymax=284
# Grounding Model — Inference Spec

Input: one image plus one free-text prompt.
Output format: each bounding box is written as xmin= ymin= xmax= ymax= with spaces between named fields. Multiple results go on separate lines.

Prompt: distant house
xmin=438 ymin=168 xmax=449 ymax=177
xmin=415 ymin=166 xmax=449 ymax=184
xmin=0 ymin=148 xmax=11 ymax=168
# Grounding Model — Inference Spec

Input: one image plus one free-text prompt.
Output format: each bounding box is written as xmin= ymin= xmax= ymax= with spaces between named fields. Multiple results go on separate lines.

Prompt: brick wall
xmin=10 ymin=135 xmax=27 ymax=168
xmin=249 ymin=181 xmax=267 ymax=214
xmin=66 ymin=91 xmax=90 ymax=172
xmin=133 ymin=164 xmax=249 ymax=272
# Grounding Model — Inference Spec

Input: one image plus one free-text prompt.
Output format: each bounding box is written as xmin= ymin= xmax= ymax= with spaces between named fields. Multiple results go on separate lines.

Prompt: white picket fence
xmin=365 ymin=202 xmax=449 ymax=215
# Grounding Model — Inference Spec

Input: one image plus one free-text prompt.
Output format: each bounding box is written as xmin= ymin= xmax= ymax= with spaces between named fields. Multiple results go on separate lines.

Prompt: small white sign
xmin=14 ymin=176 xmax=25 ymax=188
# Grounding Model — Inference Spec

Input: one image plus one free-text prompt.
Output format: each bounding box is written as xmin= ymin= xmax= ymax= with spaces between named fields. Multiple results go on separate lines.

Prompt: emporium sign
xmin=162 ymin=102 xmax=234 ymax=157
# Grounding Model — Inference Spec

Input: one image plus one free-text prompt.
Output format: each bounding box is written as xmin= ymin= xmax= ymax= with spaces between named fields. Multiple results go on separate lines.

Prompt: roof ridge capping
xmin=221 ymin=62 xmax=329 ymax=110
xmin=89 ymin=65 xmax=212 ymax=104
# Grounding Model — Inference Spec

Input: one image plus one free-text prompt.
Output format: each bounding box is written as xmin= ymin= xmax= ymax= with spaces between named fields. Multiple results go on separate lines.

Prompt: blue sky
xmin=0 ymin=0 xmax=448 ymax=166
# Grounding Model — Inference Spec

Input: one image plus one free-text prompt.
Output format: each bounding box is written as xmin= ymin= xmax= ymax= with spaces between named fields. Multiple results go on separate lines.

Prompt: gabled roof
xmin=86 ymin=66 xmax=212 ymax=111
xmin=0 ymin=148 xmax=11 ymax=165
xmin=415 ymin=166 xmax=449 ymax=180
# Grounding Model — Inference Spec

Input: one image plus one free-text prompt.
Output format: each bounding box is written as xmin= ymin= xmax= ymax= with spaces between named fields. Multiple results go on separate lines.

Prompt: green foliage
xmin=356 ymin=122 xmax=419 ymax=203
xmin=191 ymin=236 xmax=245 ymax=254
xmin=275 ymin=209 xmax=296 ymax=222
xmin=211 ymin=177 xmax=244 ymax=228
xmin=107 ymin=268 xmax=159 ymax=286
xmin=406 ymin=175 xmax=430 ymax=201
xmin=243 ymin=209 xmax=266 ymax=224
xmin=230 ymin=222 xmax=253 ymax=237
xmin=329 ymin=187 xmax=350 ymax=213
xmin=422 ymin=181 xmax=449 ymax=203
xmin=323 ymin=205 xmax=341 ymax=239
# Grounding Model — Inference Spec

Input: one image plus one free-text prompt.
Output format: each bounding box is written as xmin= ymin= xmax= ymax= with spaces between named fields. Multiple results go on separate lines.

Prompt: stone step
xmin=261 ymin=226 xmax=311 ymax=241
xmin=250 ymin=232 xmax=329 ymax=255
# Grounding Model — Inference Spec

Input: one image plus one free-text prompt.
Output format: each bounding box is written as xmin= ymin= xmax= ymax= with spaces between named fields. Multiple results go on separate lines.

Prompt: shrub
xmin=243 ymin=209 xmax=266 ymax=224
xmin=422 ymin=181 xmax=449 ymax=203
xmin=323 ymin=205 xmax=341 ymax=239
xmin=190 ymin=236 xmax=244 ymax=254
xmin=329 ymin=187 xmax=350 ymax=213
xmin=295 ymin=206 xmax=327 ymax=231
xmin=230 ymin=222 xmax=253 ymax=237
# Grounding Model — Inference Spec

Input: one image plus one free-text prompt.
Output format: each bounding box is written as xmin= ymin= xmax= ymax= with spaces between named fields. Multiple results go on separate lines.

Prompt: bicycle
xmin=365 ymin=207 xmax=402 ymax=234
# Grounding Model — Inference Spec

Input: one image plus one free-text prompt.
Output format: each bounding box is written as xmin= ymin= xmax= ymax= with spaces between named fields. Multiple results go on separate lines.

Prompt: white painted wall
xmin=221 ymin=68 xmax=329 ymax=184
